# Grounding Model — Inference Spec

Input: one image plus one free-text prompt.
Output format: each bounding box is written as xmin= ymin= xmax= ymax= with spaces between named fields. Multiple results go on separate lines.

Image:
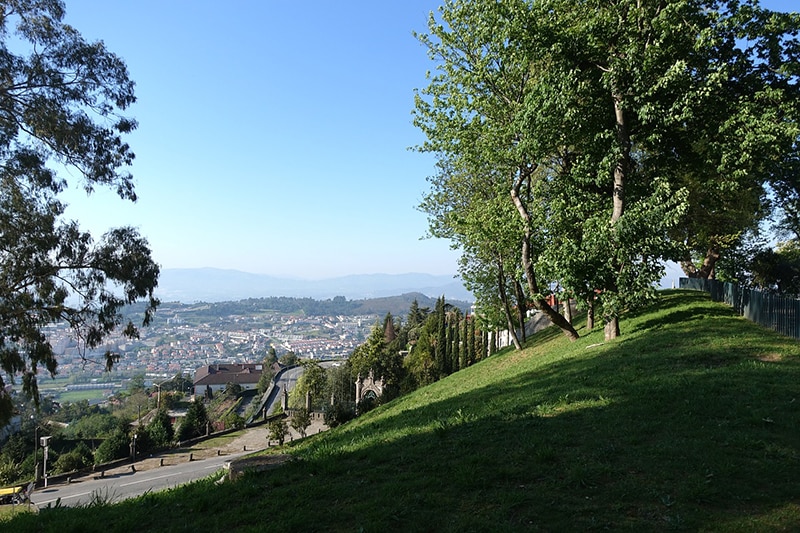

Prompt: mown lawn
xmin=6 ymin=290 xmax=800 ymax=531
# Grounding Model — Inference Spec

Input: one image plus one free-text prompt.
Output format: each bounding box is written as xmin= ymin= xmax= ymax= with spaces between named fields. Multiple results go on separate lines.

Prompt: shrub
xmin=324 ymin=401 xmax=355 ymax=428
xmin=267 ymin=417 xmax=289 ymax=446
xmin=53 ymin=442 xmax=93 ymax=473
xmin=223 ymin=412 xmax=245 ymax=430
xmin=94 ymin=429 xmax=130 ymax=464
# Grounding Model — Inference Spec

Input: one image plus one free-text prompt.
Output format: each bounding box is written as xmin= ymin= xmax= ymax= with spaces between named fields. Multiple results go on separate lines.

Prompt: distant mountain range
xmin=154 ymin=268 xmax=473 ymax=303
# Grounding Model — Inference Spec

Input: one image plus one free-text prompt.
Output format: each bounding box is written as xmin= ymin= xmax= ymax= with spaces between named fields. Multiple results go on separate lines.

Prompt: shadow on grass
xmin=9 ymin=291 xmax=800 ymax=532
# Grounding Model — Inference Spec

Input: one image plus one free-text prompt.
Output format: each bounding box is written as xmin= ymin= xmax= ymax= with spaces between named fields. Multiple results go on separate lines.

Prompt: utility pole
xmin=40 ymin=436 xmax=51 ymax=488
xmin=30 ymin=416 xmax=38 ymax=485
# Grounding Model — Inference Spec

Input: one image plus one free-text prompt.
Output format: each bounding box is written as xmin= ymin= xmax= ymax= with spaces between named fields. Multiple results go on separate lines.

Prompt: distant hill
xmin=154 ymin=268 xmax=473 ymax=303
xmin=141 ymin=292 xmax=472 ymax=323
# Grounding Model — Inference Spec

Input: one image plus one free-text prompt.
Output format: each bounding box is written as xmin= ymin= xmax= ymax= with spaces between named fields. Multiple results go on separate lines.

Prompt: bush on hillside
xmin=94 ymin=429 xmax=130 ymax=464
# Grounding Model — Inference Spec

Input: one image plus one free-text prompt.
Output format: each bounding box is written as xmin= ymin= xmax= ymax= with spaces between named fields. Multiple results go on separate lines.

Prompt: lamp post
xmin=155 ymin=378 xmax=169 ymax=410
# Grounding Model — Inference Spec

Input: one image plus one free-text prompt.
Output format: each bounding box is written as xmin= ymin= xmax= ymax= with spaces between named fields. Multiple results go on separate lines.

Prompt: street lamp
xmin=155 ymin=378 xmax=171 ymax=409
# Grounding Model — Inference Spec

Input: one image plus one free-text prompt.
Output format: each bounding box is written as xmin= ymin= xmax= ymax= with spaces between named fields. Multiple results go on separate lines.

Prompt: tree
xmin=127 ymin=375 xmax=146 ymax=394
xmin=223 ymin=382 xmax=243 ymax=397
xmin=414 ymin=1 xmax=582 ymax=342
xmin=267 ymin=416 xmax=289 ymax=446
xmin=291 ymin=361 xmax=326 ymax=409
xmin=177 ymin=399 xmax=209 ymax=441
xmin=257 ymin=350 xmax=277 ymax=394
xmin=351 ymin=314 xmax=408 ymax=398
xmin=0 ymin=0 xmax=160 ymax=425
xmin=738 ymin=240 xmax=800 ymax=296
xmin=414 ymin=0 xmax=800 ymax=341
xmin=324 ymin=362 xmax=355 ymax=426
xmin=65 ymin=412 xmax=118 ymax=440
xmin=290 ymin=407 xmax=311 ymax=438
xmin=265 ymin=346 xmax=278 ymax=366
xmin=279 ymin=351 xmax=299 ymax=366
xmin=146 ymin=409 xmax=174 ymax=448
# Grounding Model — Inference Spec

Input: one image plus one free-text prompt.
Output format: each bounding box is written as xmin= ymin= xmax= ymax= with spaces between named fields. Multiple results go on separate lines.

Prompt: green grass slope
xmin=8 ymin=290 xmax=800 ymax=531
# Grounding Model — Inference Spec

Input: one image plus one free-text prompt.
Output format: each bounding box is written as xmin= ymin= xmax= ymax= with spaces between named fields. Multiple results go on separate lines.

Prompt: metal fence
xmin=679 ymin=277 xmax=800 ymax=339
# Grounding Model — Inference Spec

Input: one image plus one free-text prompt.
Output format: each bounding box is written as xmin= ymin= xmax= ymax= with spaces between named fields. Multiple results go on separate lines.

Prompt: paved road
xmin=28 ymin=418 xmax=328 ymax=508
xmin=30 ymin=451 xmax=244 ymax=508
xmin=27 ymin=364 xmax=333 ymax=509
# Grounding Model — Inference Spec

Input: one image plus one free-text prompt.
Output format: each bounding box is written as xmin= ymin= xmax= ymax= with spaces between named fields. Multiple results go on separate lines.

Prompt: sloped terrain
xmin=8 ymin=290 xmax=800 ymax=531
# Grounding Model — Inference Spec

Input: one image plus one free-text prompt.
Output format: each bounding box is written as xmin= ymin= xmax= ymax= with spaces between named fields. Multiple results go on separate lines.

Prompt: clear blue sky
xmin=58 ymin=0 xmax=796 ymax=281
xmin=59 ymin=0 xmax=457 ymax=279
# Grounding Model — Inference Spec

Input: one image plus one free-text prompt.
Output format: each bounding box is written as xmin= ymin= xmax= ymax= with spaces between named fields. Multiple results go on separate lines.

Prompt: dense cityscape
xmin=43 ymin=300 xmax=378 ymax=392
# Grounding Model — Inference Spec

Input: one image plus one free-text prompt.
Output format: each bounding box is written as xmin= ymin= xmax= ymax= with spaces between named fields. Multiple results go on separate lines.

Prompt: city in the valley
xmin=40 ymin=298 xmax=382 ymax=399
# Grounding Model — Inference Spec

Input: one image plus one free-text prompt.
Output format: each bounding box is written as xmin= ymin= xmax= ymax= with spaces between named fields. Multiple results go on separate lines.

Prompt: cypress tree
xmin=435 ymin=297 xmax=447 ymax=379
xmin=460 ymin=315 xmax=468 ymax=369
xmin=452 ymin=311 xmax=461 ymax=372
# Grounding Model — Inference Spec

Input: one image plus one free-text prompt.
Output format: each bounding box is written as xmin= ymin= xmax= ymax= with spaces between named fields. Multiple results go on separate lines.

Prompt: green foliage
xmin=324 ymin=363 xmax=354 ymax=413
xmin=323 ymin=400 xmax=355 ymax=428
xmin=290 ymin=361 xmax=326 ymax=410
xmin=52 ymin=442 xmax=93 ymax=474
xmin=127 ymin=375 xmax=146 ymax=394
xmin=747 ymin=240 xmax=800 ymax=296
xmin=93 ymin=429 xmax=129 ymax=465
xmin=267 ymin=417 xmax=289 ymax=446
xmin=0 ymin=0 xmax=160 ymax=426
xmin=177 ymin=399 xmax=209 ymax=442
xmin=349 ymin=315 xmax=407 ymax=400
xmin=223 ymin=382 xmax=242 ymax=397
xmin=64 ymin=413 xmax=119 ymax=440
xmin=278 ymin=351 xmax=299 ymax=366
xmin=256 ymin=355 xmax=276 ymax=394
xmin=290 ymin=408 xmax=311 ymax=438
xmin=145 ymin=409 xmax=174 ymax=448
xmin=222 ymin=412 xmax=245 ymax=431
xmin=413 ymin=0 xmax=800 ymax=340
xmin=0 ymin=457 xmax=23 ymax=486
xmin=0 ymin=433 xmax=29 ymax=465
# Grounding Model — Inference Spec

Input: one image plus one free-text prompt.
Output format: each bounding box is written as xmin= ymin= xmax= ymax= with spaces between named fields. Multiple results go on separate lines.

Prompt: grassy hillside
xmin=7 ymin=290 xmax=800 ymax=531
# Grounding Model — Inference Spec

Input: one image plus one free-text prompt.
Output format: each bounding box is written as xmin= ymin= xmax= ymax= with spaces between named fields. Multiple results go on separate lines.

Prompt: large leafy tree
xmin=415 ymin=0 xmax=799 ymax=341
xmin=413 ymin=0 xmax=599 ymax=342
xmin=0 ymin=0 xmax=160 ymax=425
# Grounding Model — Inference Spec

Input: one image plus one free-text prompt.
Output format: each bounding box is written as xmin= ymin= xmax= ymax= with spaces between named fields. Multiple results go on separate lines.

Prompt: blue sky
xmin=58 ymin=0 xmax=796 ymax=281
xmin=60 ymin=0 xmax=456 ymax=279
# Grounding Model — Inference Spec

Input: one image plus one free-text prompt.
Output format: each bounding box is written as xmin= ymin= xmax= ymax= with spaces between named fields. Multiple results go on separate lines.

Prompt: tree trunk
xmin=510 ymin=171 xmax=580 ymax=341
xmin=681 ymin=246 xmax=720 ymax=279
xmin=562 ymin=297 xmax=573 ymax=325
xmin=586 ymin=295 xmax=595 ymax=330
xmin=497 ymin=261 xmax=523 ymax=350
xmin=604 ymin=90 xmax=630 ymax=341
xmin=604 ymin=317 xmax=620 ymax=340
xmin=514 ymin=279 xmax=528 ymax=343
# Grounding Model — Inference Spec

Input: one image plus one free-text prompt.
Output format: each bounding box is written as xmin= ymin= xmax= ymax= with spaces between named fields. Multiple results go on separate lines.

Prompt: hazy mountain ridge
xmin=155 ymin=268 xmax=473 ymax=303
